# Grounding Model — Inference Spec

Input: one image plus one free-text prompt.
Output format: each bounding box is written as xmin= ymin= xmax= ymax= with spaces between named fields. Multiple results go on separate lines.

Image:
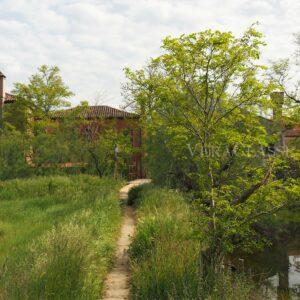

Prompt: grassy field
xmin=0 ymin=175 xmax=122 ymax=299
xmin=129 ymin=185 xmax=258 ymax=300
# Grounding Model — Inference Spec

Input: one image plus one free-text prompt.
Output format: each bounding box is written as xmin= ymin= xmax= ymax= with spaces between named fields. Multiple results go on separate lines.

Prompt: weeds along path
xmin=102 ymin=179 xmax=151 ymax=300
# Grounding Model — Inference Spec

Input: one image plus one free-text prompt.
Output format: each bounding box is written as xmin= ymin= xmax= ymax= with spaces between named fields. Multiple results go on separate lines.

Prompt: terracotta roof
xmin=52 ymin=105 xmax=138 ymax=119
xmin=284 ymin=126 xmax=300 ymax=138
xmin=4 ymin=93 xmax=14 ymax=103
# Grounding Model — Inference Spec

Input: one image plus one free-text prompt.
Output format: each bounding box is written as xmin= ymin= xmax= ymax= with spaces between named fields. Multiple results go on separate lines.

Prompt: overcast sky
xmin=0 ymin=0 xmax=299 ymax=108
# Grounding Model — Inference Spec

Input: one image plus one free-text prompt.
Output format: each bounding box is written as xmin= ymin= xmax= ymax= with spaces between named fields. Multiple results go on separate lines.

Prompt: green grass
xmin=0 ymin=175 xmax=123 ymax=299
xmin=129 ymin=185 xmax=259 ymax=300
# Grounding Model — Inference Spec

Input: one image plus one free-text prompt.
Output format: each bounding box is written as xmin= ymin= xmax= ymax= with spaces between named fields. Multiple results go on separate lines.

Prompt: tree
xmin=123 ymin=27 xmax=295 ymax=259
xmin=81 ymin=122 xmax=133 ymax=178
xmin=268 ymin=33 xmax=300 ymax=186
xmin=4 ymin=66 xmax=134 ymax=178
xmin=11 ymin=65 xmax=73 ymax=122
xmin=30 ymin=102 xmax=134 ymax=178
xmin=2 ymin=65 xmax=74 ymax=174
xmin=269 ymin=33 xmax=300 ymax=122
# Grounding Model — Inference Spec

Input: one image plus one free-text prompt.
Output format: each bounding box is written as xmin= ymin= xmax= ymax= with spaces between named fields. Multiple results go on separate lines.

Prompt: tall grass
xmin=0 ymin=175 xmax=122 ymax=299
xmin=129 ymin=185 xmax=259 ymax=300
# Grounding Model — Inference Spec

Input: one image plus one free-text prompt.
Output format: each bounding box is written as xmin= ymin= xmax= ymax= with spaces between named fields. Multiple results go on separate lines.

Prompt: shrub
xmin=0 ymin=130 xmax=32 ymax=180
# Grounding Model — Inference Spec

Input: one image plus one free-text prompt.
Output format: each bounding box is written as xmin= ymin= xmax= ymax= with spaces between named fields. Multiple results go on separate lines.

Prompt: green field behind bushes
xmin=129 ymin=185 xmax=259 ymax=300
xmin=0 ymin=175 xmax=122 ymax=299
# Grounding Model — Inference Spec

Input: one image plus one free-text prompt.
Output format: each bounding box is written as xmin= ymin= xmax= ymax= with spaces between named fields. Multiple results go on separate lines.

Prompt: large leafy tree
xmin=9 ymin=65 xmax=73 ymax=128
xmin=123 ymin=27 xmax=296 ymax=257
xmin=3 ymin=65 xmax=74 ymax=174
xmin=0 ymin=66 xmax=74 ymax=179
xmin=17 ymin=65 xmax=73 ymax=114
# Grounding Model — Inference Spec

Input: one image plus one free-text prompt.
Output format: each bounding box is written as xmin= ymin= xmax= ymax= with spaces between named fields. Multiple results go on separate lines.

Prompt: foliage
xmin=78 ymin=118 xmax=134 ymax=178
xmin=29 ymin=108 xmax=134 ymax=178
xmin=2 ymin=116 xmax=134 ymax=180
xmin=268 ymin=31 xmax=300 ymax=123
xmin=0 ymin=129 xmax=32 ymax=180
xmin=123 ymin=26 xmax=295 ymax=255
xmin=12 ymin=65 xmax=73 ymax=120
xmin=0 ymin=175 xmax=122 ymax=299
xmin=3 ymin=75 xmax=135 ymax=179
xmin=129 ymin=185 xmax=259 ymax=300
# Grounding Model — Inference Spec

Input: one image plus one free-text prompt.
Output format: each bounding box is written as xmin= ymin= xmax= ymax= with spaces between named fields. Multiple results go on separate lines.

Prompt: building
xmin=282 ymin=126 xmax=300 ymax=145
xmin=52 ymin=105 xmax=145 ymax=179
xmin=269 ymin=92 xmax=300 ymax=148
xmin=0 ymin=72 xmax=145 ymax=179
xmin=0 ymin=72 xmax=14 ymax=106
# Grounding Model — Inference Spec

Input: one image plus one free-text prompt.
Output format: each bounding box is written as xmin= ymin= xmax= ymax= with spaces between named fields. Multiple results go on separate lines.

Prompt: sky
xmin=0 ymin=0 xmax=299 ymax=108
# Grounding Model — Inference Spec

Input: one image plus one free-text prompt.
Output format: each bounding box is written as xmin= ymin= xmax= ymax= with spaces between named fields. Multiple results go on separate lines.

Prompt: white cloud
xmin=0 ymin=0 xmax=299 ymax=107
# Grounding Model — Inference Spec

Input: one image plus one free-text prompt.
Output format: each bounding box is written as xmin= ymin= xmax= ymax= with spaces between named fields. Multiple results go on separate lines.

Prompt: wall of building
xmin=79 ymin=117 xmax=144 ymax=179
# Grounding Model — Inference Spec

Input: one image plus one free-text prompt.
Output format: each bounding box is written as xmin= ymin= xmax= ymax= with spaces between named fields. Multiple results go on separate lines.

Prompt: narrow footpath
xmin=102 ymin=179 xmax=151 ymax=300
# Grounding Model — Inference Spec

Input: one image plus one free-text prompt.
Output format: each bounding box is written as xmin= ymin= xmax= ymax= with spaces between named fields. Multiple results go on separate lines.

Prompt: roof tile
xmin=52 ymin=105 xmax=138 ymax=119
xmin=4 ymin=93 xmax=14 ymax=103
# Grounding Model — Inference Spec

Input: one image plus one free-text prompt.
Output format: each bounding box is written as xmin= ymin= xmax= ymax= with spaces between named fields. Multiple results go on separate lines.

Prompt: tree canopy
xmin=12 ymin=65 xmax=73 ymax=119
xmin=123 ymin=26 xmax=298 ymax=254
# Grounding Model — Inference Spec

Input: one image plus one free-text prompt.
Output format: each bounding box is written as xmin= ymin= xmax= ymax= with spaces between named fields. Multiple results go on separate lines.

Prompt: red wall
xmin=115 ymin=118 xmax=144 ymax=179
xmin=81 ymin=118 xmax=144 ymax=179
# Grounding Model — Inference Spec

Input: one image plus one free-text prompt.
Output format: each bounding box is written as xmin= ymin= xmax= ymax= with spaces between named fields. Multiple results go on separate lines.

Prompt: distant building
xmin=52 ymin=105 xmax=145 ymax=179
xmin=266 ymin=92 xmax=300 ymax=148
xmin=0 ymin=72 xmax=145 ymax=179
xmin=0 ymin=72 xmax=15 ymax=106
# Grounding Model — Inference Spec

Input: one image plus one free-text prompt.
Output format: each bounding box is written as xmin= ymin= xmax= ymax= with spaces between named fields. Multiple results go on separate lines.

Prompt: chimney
xmin=0 ymin=72 xmax=6 ymax=105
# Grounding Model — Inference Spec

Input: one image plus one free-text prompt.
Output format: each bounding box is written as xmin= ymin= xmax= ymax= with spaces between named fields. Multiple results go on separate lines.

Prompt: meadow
xmin=0 ymin=175 xmax=122 ymax=299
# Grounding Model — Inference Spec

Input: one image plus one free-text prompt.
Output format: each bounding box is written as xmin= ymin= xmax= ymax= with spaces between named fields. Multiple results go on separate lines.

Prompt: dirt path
xmin=102 ymin=179 xmax=151 ymax=300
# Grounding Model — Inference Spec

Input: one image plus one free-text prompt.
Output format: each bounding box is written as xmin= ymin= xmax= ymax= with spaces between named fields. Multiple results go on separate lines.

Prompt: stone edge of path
xmin=119 ymin=179 xmax=152 ymax=201
xmin=102 ymin=179 xmax=151 ymax=300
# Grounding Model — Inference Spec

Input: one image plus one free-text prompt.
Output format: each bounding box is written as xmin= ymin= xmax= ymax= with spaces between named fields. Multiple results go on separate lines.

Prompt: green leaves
xmin=12 ymin=65 xmax=73 ymax=121
xmin=123 ymin=26 xmax=298 ymax=254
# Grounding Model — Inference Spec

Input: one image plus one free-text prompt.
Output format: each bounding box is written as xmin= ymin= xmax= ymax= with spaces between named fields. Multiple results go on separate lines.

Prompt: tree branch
xmin=233 ymin=164 xmax=273 ymax=205
xmin=239 ymin=201 xmax=287 ymax=226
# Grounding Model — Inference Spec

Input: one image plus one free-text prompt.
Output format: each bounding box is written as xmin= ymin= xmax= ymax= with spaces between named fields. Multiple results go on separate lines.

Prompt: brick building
xmin=0 ymin=72 xmax=145 ymax=179
xmin=0 ymin=72 xmax=14 ymax=105
xmin=52 ymin=105 xmax=145 ymax=179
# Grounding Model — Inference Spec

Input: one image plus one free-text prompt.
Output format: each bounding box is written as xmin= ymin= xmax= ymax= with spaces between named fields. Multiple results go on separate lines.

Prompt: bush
xmin=0 ymin=130 xmax=32 ymax=180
